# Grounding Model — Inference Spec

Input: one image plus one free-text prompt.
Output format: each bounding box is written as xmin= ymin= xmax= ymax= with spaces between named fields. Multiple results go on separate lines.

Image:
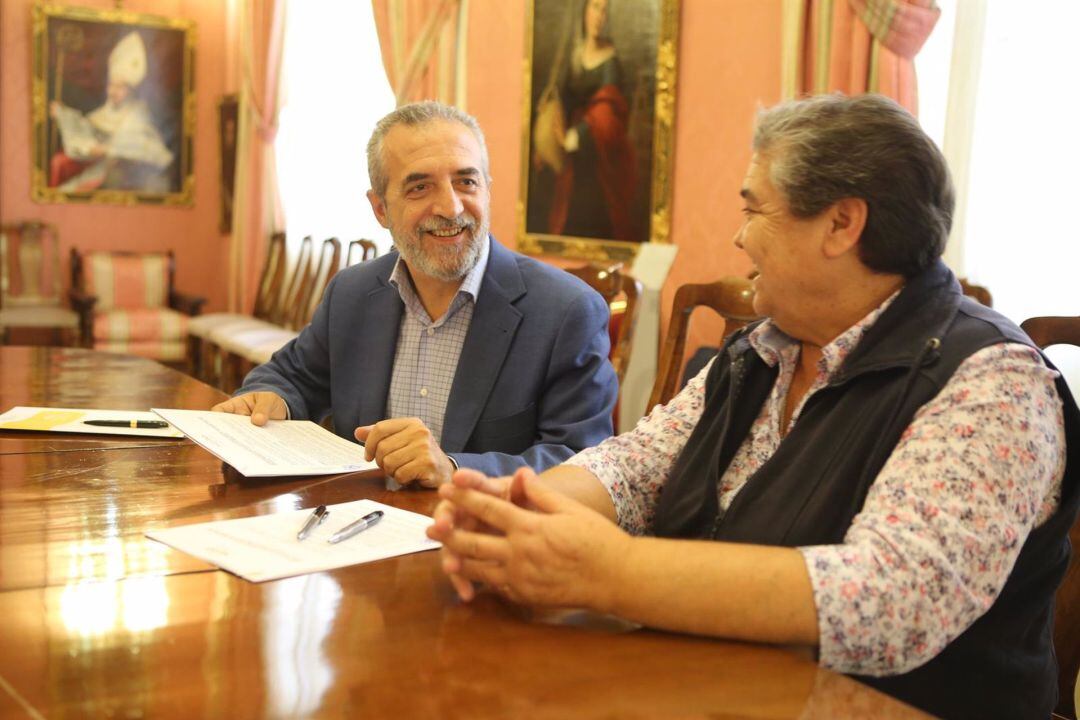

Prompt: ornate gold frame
xmin=31 ymin=4 xmax=196 ymax=207
xmin=517 ymin=0 xmax=679 ymax=263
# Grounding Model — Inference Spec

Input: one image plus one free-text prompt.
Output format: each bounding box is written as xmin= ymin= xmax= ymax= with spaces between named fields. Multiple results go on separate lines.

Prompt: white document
xmin=0 ymin=406 xmax=184 ymax=438
xmin=146 ymin=499 xmax=440 ymax=582
xmin=53 ymin=104 xmax=101 ymax=160
xmin=152 ymin=408 xmax=376 ymax=477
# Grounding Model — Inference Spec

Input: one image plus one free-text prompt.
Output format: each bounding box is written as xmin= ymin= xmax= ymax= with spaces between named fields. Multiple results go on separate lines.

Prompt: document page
xmin=53 ymin=104 xmax=100 ymax=160
xmin=152 ymin=408 xmax=375 ymax=477
xmin=146 ymin=500 xmax=440 ymax=582
xmin=0 ymin=406 xmax=184 ymax=438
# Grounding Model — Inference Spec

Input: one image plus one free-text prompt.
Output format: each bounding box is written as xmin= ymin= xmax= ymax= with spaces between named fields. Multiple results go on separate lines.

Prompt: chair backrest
xmin=267 ymin=236 xmax=313 ymax=327
xmin=959 ymin=278 xmax=993 ymax=307
xmin=1020 ymin=314 xmax=1080 ymax=719
xmin=0 ymin=221 xmax=63 ymax=308
xmin=566 ymin=262 xmax=642 ymax=385
xmin=346 ymin=239 xmax=378 ymax=266
xmin=71 ymin=248 xmax=174 ymax=311
xmin=1021 ymin=316 xmax=1080 ymax=350
xmin=252 ymin=232 xmax=288 ymax=320
xmin=286 ymin=237 xmax=341 ymax=329
xmin=648 ymin=276 xmax=760 ymax=409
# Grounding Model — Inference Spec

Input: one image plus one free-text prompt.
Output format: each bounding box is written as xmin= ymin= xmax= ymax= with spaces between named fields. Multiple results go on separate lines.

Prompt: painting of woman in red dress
xmin=526 ymin=0 xmax=662 ymax=246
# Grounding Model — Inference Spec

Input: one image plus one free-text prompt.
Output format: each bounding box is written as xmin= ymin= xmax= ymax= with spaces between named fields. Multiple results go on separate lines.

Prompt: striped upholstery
xmin=92 ymin=308 xmax=189 ymax=361
xmin=93 ymin=307 xmax=189 ymax=341
xmin=207 ymin=317 xmax=280 ymax=347
xmin=188 ymin=312 xmax=269 ymax=340
xmin=213 ymin=322 xmax=296 ymax=356
xmin=237 ymin=331 xmax=299 ymax=365
xmin=85 ymin=252 xmax=169 ymax=311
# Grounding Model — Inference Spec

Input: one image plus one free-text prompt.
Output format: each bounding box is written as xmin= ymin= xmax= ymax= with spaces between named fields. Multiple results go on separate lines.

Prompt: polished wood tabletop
xmin=0 ymin=347 xmax=221 ymax=455
xmin=0 ymin=347 xmax=932 ymax=719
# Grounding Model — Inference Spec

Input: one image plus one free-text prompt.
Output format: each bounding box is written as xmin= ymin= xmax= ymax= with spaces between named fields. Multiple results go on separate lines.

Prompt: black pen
xmin=84 ymin=419 xmax=169 ymax=429
xmin=327 ymin=510 xmax=384 ymax=544
xmin=297 ymin=505 xmax=329 ymax=541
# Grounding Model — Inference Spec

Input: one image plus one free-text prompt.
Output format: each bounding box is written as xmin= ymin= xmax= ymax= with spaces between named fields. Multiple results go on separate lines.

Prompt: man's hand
xmin=211 ymin=392 xmax=287 ymax=426
xmin=427 ymin=466 xmax=629 ymax=610
xmin=355 ymin=418 xmax=454 ymax=488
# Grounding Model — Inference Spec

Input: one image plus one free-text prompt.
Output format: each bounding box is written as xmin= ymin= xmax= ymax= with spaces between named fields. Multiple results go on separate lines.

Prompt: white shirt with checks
xmin=385 ymin=239 xmax=490 ymax=445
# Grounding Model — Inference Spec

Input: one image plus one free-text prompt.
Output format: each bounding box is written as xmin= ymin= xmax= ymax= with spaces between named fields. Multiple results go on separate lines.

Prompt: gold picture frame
xmin=218 ymin=93 xmax=239 ymax=232
xmin=31 ymin=4 xmax=196 ymax=207
xmin=518 ymin=0 xmax=679 ymax=263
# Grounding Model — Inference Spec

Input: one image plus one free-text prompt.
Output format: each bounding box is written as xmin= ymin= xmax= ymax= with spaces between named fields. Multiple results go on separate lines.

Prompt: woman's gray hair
xmin=753 ymin=93 xmax=954 ymax=278
xmin=366 ymin=101 xmax=491 ymax=198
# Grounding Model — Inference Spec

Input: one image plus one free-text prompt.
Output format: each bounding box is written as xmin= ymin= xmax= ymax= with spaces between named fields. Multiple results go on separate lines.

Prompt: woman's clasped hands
xmin=425 ymin=467 xmax=630 ymax=611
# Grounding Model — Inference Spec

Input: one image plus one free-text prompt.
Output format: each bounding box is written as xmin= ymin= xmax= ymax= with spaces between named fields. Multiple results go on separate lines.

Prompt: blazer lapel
xmin=440 ymin=240 xmax=524 ymax=452
xmin=354 ymin=277 xmax=403 ymax=426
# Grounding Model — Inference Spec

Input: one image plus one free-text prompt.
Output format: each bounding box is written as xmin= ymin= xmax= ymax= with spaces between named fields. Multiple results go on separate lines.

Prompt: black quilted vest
xmin=653 ymin=261 xmax=1080 ymax=720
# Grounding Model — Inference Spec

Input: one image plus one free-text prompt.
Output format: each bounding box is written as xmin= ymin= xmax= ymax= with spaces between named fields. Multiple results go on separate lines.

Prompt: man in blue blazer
xmin=213 ymin=101 xmax=617 ymax=487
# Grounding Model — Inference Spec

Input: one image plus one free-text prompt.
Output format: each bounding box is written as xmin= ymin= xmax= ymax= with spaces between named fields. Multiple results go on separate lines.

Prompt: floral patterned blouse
xmin=566 ymin=294 xmax=1066 ymax=676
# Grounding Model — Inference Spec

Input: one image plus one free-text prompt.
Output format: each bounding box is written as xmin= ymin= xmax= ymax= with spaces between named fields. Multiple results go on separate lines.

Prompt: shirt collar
xmin=748 ymin=289 xmax=903 ymax=376
xmin=389 ymin=235 xmax=490 ymax=320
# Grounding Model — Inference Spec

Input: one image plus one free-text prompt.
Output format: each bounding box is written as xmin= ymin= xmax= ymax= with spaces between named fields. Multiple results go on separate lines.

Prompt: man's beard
xmin=391 ymin=212 xmax=488 ymax=282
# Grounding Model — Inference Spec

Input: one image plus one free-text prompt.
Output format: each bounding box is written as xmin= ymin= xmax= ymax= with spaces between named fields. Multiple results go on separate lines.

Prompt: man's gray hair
xmin=753 ymin=94 xmax=954 ymax=278
xmin=366 ymin=101 xmax=491 ymax=198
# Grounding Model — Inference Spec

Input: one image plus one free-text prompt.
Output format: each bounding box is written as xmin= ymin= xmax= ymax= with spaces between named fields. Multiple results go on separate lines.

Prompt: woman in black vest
xmin=429 ymin=94 xmax=1080 ymax=720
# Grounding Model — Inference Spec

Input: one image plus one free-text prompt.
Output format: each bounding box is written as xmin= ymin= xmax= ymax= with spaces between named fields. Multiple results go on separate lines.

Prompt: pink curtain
xmin=229 ymin=0 xmax=286 ymax=313
xmin=371 ymin=0 xmax=463 ymax=105
xmin=785 ymin=0 xmax=940 ymax=113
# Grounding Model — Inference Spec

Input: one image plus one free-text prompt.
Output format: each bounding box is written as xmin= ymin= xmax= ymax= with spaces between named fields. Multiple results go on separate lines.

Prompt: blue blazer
xmin=238 ymin=237 xmax=618 ymax=476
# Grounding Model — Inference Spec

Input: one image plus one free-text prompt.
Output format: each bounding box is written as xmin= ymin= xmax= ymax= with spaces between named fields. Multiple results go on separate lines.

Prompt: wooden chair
xmin=0 ymin=221 xmax=79 ymax=346
xmin=186 ymin=232 xmax=288 ymax=379
xmin=648 ymin=277 xmax=760 ymax=409
xmin=1020 ymin=315 xmax=1080 ymax=719
xmin=196 ymin=236 xmax=312 ymax=388
xmin=566 ymin=262 xmax=642 ymax=386
xmin=69 ymin=249 xmax=205 ymax=365
xmin=267 ymin=235 xmax=315 ymax=328
xmin=286 ymin=237 xmax=344 ymax=331
xmin=216 ymin=237 xmax=342 ymax=392
xmin=959 ymin=278 xmax=992 ymax=307
xmin=346 ymin=239 xmax=378 ymax=266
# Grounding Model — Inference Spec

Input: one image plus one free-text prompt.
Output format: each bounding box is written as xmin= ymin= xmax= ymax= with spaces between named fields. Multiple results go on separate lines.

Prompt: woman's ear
xmin=822 ymin=197 xmax=868 ymax=259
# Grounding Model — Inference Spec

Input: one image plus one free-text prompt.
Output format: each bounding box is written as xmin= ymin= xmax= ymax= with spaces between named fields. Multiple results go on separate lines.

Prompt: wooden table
xmin=0 ymin=348 xmax=932 ymax=719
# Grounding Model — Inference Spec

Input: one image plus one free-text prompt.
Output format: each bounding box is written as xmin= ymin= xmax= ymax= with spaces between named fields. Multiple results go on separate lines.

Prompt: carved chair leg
xmin=186 ymin=336 xmax=203 ymax=379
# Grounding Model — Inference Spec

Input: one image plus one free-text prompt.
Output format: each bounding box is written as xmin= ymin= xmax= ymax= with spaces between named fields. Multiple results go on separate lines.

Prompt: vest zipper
xmin=858 ymin=336 xmax=942 ymax=481
xmin=710 ymin=354 xmax=745 ymax=539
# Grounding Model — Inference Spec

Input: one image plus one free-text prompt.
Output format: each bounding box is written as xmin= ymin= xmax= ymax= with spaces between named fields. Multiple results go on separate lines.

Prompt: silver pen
xmin=296 ymin=505 xmax=329 ymax=541
xmin=327 ymin=510 xmax=384 ymax=544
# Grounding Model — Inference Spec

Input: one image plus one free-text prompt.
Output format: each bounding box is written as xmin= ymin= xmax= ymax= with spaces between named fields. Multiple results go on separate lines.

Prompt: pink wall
xmin=466 ymin=0 xmax=782 ymax=356
xmin=0 ymin=0 xmax=229 ymax=312
xmin=2 ymin=0 xmax=781 ymax=346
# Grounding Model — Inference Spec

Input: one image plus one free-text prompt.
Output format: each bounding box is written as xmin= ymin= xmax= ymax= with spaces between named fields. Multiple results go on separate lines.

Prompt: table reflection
xmin=262 ymin=574 xmax=346 ymax=718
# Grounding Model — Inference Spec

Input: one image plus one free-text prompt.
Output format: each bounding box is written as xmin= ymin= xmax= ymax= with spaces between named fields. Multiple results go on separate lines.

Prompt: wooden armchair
xmin=566 ymin=262 xmax=642 ymax=386
xmin=0 ymin=221 xmax=79 ymax=346
xmin=648 ymin=277 xmax=760 ymax=409
xmin=1020 ymin=315 xmax=1080 ymax=719
xmin=70 ymin=249 xmax=205 ymax=364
